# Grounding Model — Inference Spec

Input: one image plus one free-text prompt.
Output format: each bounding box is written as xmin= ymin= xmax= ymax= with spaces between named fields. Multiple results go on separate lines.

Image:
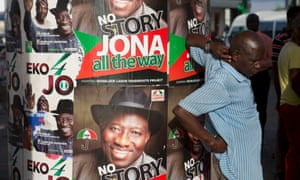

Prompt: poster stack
xmin=7 ymin=0 xmax=168 ymax=179
xmin=6 ymin=0 xmax=211 ymax=179
xmin=72 ymin=0 xmax=168 ymax=179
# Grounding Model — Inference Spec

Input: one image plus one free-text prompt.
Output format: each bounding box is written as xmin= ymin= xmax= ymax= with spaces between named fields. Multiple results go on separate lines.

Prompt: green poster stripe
xmin=169 ymin=34 xmax=187 ymax=66
xmin=73 ymin=30 xmax=103 ymax=54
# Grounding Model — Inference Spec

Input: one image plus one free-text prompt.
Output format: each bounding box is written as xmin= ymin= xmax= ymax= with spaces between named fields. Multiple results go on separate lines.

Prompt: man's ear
xmin=231 ymin=49 xmax=239 ymax=62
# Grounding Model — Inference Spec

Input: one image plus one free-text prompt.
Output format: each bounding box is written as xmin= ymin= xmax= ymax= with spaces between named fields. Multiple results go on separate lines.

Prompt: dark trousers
xmin=250 ymin=70 xmax=271 ymax=134
xmin=279 ymin=104 xmax=300 ymax=180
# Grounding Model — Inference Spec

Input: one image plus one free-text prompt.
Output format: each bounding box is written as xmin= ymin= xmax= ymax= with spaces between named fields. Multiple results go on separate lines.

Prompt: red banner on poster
xmin=76 ymin=28 xmax=168 ymax=81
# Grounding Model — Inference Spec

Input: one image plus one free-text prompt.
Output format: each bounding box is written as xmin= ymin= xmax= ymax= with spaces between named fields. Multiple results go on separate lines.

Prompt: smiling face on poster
xmin=73 ymin=86 xmax=167 ymax=180
xmin=23 ymin=0 xmax=81 ymax=53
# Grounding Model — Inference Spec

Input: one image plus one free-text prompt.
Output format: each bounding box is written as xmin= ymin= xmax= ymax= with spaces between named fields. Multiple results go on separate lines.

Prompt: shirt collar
xmin=220 ymin=61 xmax=249 ymax=82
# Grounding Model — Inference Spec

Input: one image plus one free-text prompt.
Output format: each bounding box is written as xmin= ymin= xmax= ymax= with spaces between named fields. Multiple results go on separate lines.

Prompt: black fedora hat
xmin=50 ymin=0 xmax=69 ymax=16
xmin=51 ymin=99 xmax=73 ymax=115
xmin=91 ymin=87 xmax=164 ymax=135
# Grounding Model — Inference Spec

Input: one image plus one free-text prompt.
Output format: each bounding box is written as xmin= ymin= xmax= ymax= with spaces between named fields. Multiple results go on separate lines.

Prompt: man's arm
xmin=258 ymin=34 xmax=273 ymax=71
xmin=186 ymin=34 xmax=232 ymax=62
xmin=290 ymin=69 xmax=300 ymax=96
xmin=173 ymin=105 xmax=227 ymax=153
xmin=23 ymin=0 xmax=33 ymax=41
xmin=271 ymin=36 xmax=285 ymax=109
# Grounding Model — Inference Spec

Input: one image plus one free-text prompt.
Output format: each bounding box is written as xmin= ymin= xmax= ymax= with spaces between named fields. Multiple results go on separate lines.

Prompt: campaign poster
xmin=72 ymin=0 xmax=168 ymax=86
xmin=7 ymin=52 xmax=82 ymax=179
xmin=168 ymin=0 xmax=210 ymax=85
xmin=73 ymin=86 xmax=167 ymax=180
xmin=21 ymin=0 xmax=81 ymax=53
xmin=167 ymin=85 xmax=211 ymax=180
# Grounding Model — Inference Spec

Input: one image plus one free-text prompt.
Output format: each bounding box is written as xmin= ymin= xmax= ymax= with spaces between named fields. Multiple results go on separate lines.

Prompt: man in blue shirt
xmin=173 ymin=30 xmax=265 ymax=180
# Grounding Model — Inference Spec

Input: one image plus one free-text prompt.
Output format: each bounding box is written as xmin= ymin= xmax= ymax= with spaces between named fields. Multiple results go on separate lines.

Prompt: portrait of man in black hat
xmin=73 ymin=87 xmax=166 ymax=180
xmin=33 ymin=99 xmax=74 ymax=156
xmin=23 ymin=0 xmax=80 ymax=53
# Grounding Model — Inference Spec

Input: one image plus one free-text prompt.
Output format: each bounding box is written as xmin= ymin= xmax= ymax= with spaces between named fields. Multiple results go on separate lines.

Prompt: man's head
xmin=286 ymin=6 xmax=300 ymax=32
xmin=229 ymin=30 xmax=265 ymax=77
xmin=35 ymin=0 xmax=48 ymax=24
xmin=91 ymin=87 xmax=163 ymax=167
xmin=291 ymin=15 xmax=300 ymax=45
xmin=105 ymin=0 xmax=143 ymax=17
xmin=190 ymin=0 xmax=207 ymax=22
xmin=51 ymin=99 xmax=74 ymax=138
xmin=246 ymin=13 xmax=259 ymax=32
xmin=37 ymin=95 xmax=49 ymax=112
xmin=50 ymin=0 xmax=73 ymax=37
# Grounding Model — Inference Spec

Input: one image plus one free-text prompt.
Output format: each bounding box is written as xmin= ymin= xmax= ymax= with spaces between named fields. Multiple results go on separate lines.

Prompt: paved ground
xmin=0 ymin=82 xmax=280 ymax=180
xmin=262 ymin=81 xmax=280 ymax=180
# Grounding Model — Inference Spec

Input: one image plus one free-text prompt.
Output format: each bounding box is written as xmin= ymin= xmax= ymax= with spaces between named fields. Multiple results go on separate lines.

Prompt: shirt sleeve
xmin=179 ymin=79 xmax=230 ymax=116
xmin=189 ymin=46 xmax=213 ymax=67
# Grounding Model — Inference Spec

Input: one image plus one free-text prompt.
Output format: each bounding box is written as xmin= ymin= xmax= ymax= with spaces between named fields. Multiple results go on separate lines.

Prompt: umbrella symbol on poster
xmin=168 ymin=128 xmax=184 ymax=139
xmin=168 ymin=128 xmax=185 ymax=150
xmin=77 ymin=128 xmax=98 ymax=150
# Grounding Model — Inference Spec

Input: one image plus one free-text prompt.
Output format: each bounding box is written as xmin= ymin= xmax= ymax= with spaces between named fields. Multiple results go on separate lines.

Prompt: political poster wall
xmin=6 ymin=0 xmax=212 ymax=179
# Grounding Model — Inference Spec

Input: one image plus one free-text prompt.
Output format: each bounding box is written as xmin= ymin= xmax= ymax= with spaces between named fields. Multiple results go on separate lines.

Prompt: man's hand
xmin=173 ymin=105 xmax=227 ymax=153
xmin=186 ymin=33 xmax=232 ymax=62
xmin=211 ymin=135 xmax=227 ymax=153
xmin=186 ymin=34 xmax=207 ymax=48
xmin=23 ymin=0 xmax=33 ymax=12
xmin=210 ymin=41 xmax=232 ymax=62
xmin=25 ymin=82 xmax=35 ymax=109
xmin=291 ymin=69 xmax=300 ymax=96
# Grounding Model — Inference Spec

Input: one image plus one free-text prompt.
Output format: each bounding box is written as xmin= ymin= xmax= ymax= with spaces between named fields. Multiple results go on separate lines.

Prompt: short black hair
xmin=287 ymin=6 xmax=300 ymax=19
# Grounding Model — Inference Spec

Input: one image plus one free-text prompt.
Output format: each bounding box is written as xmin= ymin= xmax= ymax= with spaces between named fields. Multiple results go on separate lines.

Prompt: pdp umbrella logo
xmin=77 ymin=128 xmax=98 ymax=151
xmin=168 ymin=128 xmax=184 ymax=139
xmin=168 ymin=128 xmax=185 ymax=150
xmin=151 ymin=89 xmax=165 ymax=102
xmin=77 ymin=128 xmax=98 ymax=140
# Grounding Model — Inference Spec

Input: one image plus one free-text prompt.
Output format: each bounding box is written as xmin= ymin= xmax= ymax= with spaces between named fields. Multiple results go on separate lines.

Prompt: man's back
xmin=180 ymin=45 xmax=263 ymax=180
xmin=278 ymin=41 xmax=300 ymax=105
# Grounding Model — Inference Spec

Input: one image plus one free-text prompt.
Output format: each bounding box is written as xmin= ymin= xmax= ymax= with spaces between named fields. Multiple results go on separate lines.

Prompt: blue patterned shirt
xmin=179 ymin=46 xmax=263 ymax=180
